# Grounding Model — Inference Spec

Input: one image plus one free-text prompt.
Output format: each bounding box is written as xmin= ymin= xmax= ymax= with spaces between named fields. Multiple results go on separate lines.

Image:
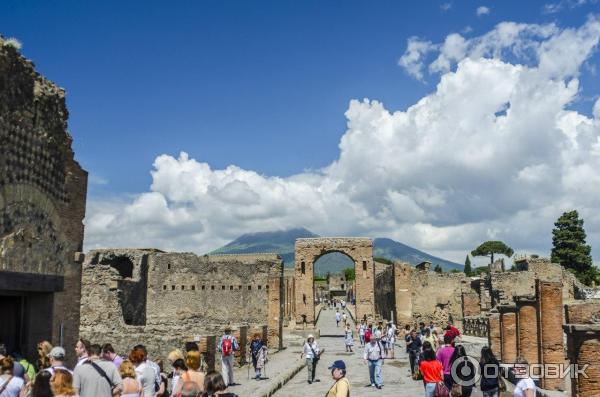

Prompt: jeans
xmin=359 ymin=334 xmax=365 ymax=346
xmin=482 ymin=388 xmax=499 ymax=397
xmin=306 ymin=358 xmax=316 ymax=381
xmin=368 ymin=359 xmax=383 ymax=386
xmin=424 ymin=382 xmax=436 ymax=397
xmin=409 ymin=352 xmax=418 ymax=374
xmin=221 ymin=354 xmax=234 ymax=386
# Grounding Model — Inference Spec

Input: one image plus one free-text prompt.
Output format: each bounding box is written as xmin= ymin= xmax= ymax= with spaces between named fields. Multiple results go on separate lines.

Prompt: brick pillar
xmin=499 ymin=306 xmax=518 ymax=363
xmin=537 ymin=280 xmax=564 ymax=391
xmin=355 ymin=256 xmax=375 ymax=322
xmin=205 ymin=335 xmax=217 ymax=372
xmin=515 ymin=297 xmax=540 ymax=365
xmin=564 ymin=324 xmax=600 ymax=397
xmin=267 ymin=275 xmax=281 ymax=347
xmin=262 ymin=325 xmax=268 ymax=345
xmin=294 ymin=255 xmax=315 ymax=327
xmin=393 ymin=262 xmax=412 ymax=326
xmin=488 ymin=310 xmax=501 ymax=359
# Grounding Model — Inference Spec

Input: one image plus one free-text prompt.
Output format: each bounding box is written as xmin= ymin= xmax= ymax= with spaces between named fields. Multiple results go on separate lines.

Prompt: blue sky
xmin=2 ymin=1 xmax=600 ymax=261
xmin=2 ymin=0 xmax=596 ymax=195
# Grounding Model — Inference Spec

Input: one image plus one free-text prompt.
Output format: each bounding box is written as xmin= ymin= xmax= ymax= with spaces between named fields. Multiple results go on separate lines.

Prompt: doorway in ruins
xmin=294 ymin=238 xmax=375 ymax=327
xmin=313 ymin=252 xmax=354 ymax=305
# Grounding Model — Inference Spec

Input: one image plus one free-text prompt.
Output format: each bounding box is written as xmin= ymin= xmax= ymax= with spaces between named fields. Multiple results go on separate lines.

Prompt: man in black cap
xmin=326 ymin=360 xmax=349 ymax=397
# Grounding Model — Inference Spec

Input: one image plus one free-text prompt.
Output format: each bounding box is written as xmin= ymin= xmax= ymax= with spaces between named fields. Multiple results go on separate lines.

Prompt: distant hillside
xmin=210 ymin=228 xmax=463 ymax=273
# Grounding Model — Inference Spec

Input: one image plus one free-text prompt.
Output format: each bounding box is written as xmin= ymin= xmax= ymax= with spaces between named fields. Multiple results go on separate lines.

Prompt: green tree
xmin=551 ymin=210 xmax=597 ymax=285
xmin=434 ymin=264 xmax=442 ymax=273
xmin=471 ymin=241 xmax=514 ymax=264
xmin=344 ymin=267 xmax=356 ymax=281
xmin=464 ymin=255 xmax=472 ymax=276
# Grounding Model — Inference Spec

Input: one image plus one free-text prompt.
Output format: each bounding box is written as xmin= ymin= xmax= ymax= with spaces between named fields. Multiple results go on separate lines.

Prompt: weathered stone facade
xmin=80 ymin=250 xmax=283 ymax=363
xmin=0 ymin=38 xmax=87 ymax=365
xmin=294 ymin=238 xmax=374 ymax=326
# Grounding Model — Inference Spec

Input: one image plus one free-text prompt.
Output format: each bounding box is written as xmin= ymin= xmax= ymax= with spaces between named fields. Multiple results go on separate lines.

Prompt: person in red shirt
xmin=444 ymin=322 xmax=461 ymax=346
xmin=419 ymin=342 xmax=443 ymax=397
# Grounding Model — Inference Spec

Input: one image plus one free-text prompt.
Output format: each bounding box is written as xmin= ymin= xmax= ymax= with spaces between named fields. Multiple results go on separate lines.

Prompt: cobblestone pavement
xmin=273 ymin=307 xmax=487 ymax=397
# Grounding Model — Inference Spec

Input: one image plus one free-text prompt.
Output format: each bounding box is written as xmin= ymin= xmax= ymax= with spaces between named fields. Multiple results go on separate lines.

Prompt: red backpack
xmin=365 ymin=329 xmax=372 ymax=342
xmin=222 ymin=338 xmax=233 ymax=356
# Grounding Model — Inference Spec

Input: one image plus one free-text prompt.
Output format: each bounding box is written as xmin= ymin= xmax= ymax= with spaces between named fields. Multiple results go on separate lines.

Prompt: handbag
xmin=434 ymin=381 xmax=450 ymax=397
xmin=450 ymin=383 xmax=462 ymax=397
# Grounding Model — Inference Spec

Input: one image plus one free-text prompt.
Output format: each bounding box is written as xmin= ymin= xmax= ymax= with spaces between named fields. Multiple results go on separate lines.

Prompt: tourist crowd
xmin=0 ymin=326 xmax=256 ymax=397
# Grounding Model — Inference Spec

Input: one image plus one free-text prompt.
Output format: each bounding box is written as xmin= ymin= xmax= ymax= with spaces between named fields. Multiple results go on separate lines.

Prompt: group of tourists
xmin=0 ymin=326 xmax=271 ymax=397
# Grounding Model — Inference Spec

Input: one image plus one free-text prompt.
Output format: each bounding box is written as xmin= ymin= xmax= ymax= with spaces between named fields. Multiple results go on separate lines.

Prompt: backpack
xmin=222 ymin=338 xmax=233 ymax=357
xmin=365 ymin=329 xmax=372 ymax=342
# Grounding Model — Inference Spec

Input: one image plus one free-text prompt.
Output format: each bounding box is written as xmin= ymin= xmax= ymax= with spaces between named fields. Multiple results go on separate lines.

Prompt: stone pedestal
xmin=564 ymin=324 xmax=600 ymax=397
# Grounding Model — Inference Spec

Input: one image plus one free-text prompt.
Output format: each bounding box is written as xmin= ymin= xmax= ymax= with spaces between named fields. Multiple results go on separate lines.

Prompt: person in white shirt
xmin=0 ymin=356 xmax=24 ymax=397
xmin=385 ymin=323 xmax=397 ymax=358
xmin=357 ymin=320 xmax=367 ymax=347
xmin=335 ymin=311 xmax=342 ymax=327
xmin=74 ymin=339 xmax=91 ymax=368
xmin=44 ymin=347 xmax=73 ymax=375
xmin=363 ymin=337 xmax=384 ymax=389
xmin=513 ymin=357 xmax=536 ymax=397
xmin=300 ymin=335 xmax=322 ymax=384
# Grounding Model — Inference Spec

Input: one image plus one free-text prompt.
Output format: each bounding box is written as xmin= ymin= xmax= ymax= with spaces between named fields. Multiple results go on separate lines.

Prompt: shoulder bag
xmin=434 ymin=381 xmax=450 ymax=397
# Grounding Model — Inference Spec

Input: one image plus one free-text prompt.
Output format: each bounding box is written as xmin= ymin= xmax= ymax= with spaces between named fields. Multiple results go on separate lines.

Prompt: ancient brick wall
xmin=499 ymin=308 xmax=518 ymax=363
xmin=488 ymin=311 xmax=501 ymax=358
xmin=537 ymin=280 xmax=565 ymax=391
xmin=0 ymin=39 xmax=87 ymax=365
xmin=80 ymin=250 xmax=282 ymax=362
xmin=515 ymin=298 xmax=539 ymax=365
xmin=393 ymin=262 xmax=412 ymax=326
xmin=565 ymin=301 xmax=600 ymax=324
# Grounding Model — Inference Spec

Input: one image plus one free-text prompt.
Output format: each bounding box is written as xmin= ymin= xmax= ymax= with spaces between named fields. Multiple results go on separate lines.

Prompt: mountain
xmin=210 ymin=228 xmax=463 ymax=273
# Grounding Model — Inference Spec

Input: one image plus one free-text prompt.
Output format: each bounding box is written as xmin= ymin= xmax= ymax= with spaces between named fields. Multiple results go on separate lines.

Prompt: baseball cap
xmin=328 ymin=360 xmax=346 ymax=370
xmin=48 ymin=346 xmax=66 ymax=359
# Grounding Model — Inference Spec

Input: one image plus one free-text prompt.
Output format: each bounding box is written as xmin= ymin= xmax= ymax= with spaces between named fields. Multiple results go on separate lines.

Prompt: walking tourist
xmin=37 ymin=341 xmax=53 ymax=370
xmin=130 ymin=346 xmax=157 ymax=397
xmin=119 ymin=360 xmax=144 ymax=397
xmin=155 ymin=359 xmax=168 ymax=397
xmin=300 ymin=334 xmax=322 ymax=384
xmin=344 ymin=324 xmax=354 ymax=352
xmin=326 ymin=360 xmax=350 ymax=397
xmin=218 ymin=327 xmax=239 ymax=387
xmin=423 ymin=329 xmax=438 ymax=352
xmin=436 ymin=335 xmax=455 ymax=390
xmin=418 ymin=344 xmax=443 ymax=397
xmin=74 ymin=339 xmax=91 ymax=368
xmin=201 ymin=371 xmax=238 ymax=397
xmin=428 ymin=321 xmax=435 ymax=332
xmin=173 ymin=350 xmax=205 ymax=395
xmin=335 ymin=310 xmax=341 ymax=327
xmin=364 ymin=324 xmax=373 ymax=344
xmin=29 ymin=370 xmax=53 ymax=397
xmin=13 ymin=352 xmax=35 ymax=382
xmin=480 ymin=346 xmax=502 ymax=397
xmin=73 ymin=343 xmax=122 ymax=397
xmin=444 ymin=322 xmax=461 ymax=345
xmin=406 ymin=329 xmax=422 ymax=376
xmin=512 ymin=357 xmax=535 ymax=397
xmin=419 ymin=322 xmax=428 ymax=338
xmin=50 ymin=368 xmax=78 ymax=397
xmin=102 ymin=344 xmax=124 ymax=369
xmin=170 ymin=359 xmax=187 ymax=396
xmin=363 ymin=334 xmax=384 ymax=389
xmin=167 ymin=350 xmax=185 ymax=394
xmin=385 ymin=322 xmax=396 ymax=358
xmin=403 ymin=325 xmax=411 ymax=352
xmin=0 ymin=345 xmax=26 ymax=382
xmin=450 ymin=345 xmax=475 ymax=397
xmin=342 ymin=312 xmax=348 ymax=326
xmin=0 ymin=357 xmax=24 ymax=397
xmin=249 ymin=333 xmax=267 ymax=380
xmin=358 ymin=320 xmax=367 ymax=347
xmin=133 ymin=345 xmax=161 ymax=395
xmin=44 ymin=347 xmax=72 ymax=375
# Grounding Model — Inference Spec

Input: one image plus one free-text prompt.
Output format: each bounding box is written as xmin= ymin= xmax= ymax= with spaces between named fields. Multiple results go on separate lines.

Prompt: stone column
xmin=499 ymin=305 xmax=518 ymax=363
xmin=515 ymin=296 xmax=540 ymax=365
xmin=393 ymin=262 xmax=412 ymax=326
xmin=267 ymin=275 xmax=281 ymax=347
xmin=488 ymin=310 xmax=501 ymax=359
xmin=205 ymin=335 xmax=217 ymax=372
xmin=563 ymin=324 xmax=600 ymax=397
xmin=537 ymin=280 xmax=565 ymax=391
xmin=355 ymin=256 xmax=375 ymax=322
xmin=294 ymin=254 xmax=315 ymax=327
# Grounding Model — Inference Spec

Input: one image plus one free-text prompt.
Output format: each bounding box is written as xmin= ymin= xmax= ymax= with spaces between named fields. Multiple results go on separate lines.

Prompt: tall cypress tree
xmin=464 ymin=255 xmax=472 ymax=276
xmin=551 ymin=210 xmax=597 ymax=285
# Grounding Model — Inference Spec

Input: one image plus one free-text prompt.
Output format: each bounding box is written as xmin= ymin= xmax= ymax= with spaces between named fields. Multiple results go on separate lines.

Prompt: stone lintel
xmin=563 ymin=324 xmax=600 ymax=333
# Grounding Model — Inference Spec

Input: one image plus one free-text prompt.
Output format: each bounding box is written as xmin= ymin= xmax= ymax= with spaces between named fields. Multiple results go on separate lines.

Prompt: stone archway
xmin=294 ymin=237 xmax=374 ymax=326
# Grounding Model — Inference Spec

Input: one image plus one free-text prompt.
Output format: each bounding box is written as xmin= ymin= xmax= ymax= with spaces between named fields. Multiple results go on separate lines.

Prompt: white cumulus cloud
xmin=477 ymin=6 xmax=491 ymax=16
xmin=85 ymin=16 xmax=600 ymax=263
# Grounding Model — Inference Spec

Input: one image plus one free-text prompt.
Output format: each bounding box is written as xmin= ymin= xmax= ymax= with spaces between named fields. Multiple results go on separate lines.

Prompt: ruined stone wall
xmin=0 ymin=39 xmax=87 ymax=365
xmin=374 ymin=264 xmax=394 ymax=321
xmin=80 ymin=250 xmax=282 ymax=362
xmin=410 ymin=271 xmax=470 ymax=328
